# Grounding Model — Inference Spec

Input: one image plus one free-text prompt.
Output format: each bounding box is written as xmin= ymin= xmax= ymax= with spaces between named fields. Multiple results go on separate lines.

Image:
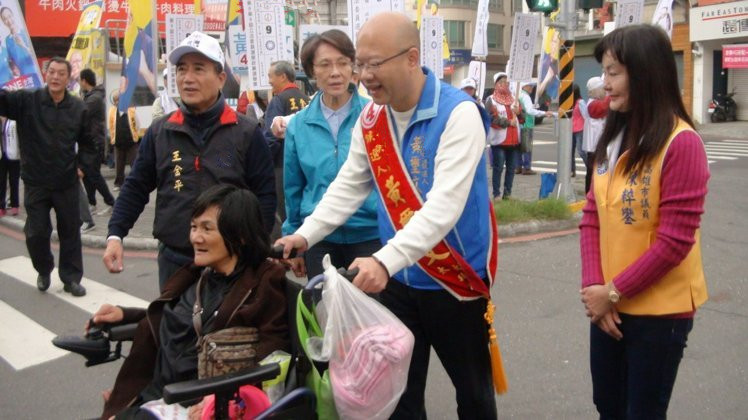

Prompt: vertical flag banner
xmin=347 ymin=0 xmax=405 ymax=43
xmin=242 ymin=0 xmax=292 ymax=90
xmin=615 ymin=0 xmax=644 ymax=28
xmin=651 ymin=0 xmax=674 ymax=39
xmin=119 ymin=0 xmax=158 ymax=112
xmin=0 ymin=0 xmax=42 ymax=90
xmin=420 ymin=16 xmax=444 ymax=79
xmin=471 ymin=0 xmax=490 ymax=58
xmin=536 ymin=11 xmax=561 ymax=104
xmin=66 ymin=1 xmax=104 ymax=94
xmin=166 ymin=14 xmax=204 ymax=97
xmin=468 ymin=60 xmax=486 ymax=98
xmin=506 ymin=13 xmax=541 ymax=82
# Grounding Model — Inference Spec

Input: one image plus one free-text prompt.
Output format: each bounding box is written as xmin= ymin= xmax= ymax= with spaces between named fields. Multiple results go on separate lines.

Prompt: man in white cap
xmin=459 ymin=77 xmax=480 ymax=103
xmin=103 ymin=31 xmax=276 ymax=289
xmin=581 ymin=76 xmax=609 ymax=192
xmin=517 ymin=81 xmax=553 ymax=175
xmin=151 ymin=68 xmax=180 ymax=120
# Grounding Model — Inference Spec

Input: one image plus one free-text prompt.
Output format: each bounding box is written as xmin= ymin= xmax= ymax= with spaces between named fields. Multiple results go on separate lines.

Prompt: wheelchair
xmin=52 ymin=248 xmax=356 ymax=420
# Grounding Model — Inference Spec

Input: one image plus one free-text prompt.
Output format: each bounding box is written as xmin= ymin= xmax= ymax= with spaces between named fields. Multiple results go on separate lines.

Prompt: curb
xmin=1 ymin=212 xmax=581 ymax=250
xmin=0 ymin=217 xmax=160 ymax=251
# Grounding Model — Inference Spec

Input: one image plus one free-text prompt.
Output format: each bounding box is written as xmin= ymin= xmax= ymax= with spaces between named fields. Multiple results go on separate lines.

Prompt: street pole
xmin=552 ymin=0 xmax=577 ymax=202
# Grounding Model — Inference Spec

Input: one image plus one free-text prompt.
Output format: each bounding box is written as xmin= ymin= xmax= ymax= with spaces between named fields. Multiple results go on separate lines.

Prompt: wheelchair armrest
xmin=108 ymin=323 xmax=138 ymax=341
xmin=162 ymin=363 xmax=281 ymax=405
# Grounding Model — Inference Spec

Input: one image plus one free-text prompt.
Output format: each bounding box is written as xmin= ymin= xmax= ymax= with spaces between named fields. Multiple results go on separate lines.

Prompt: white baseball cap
xmin=520 ymin=81 xmax=536 ymax=90
xmin=587 ymin=76 xmax=604 ymax=91
xmin=460 ymin=78 xmax=477 ymax=90
xmin=168 ymin=31 xmax=224 ymax=70
xmin=493 ymin=72 xmax=508 ymax=83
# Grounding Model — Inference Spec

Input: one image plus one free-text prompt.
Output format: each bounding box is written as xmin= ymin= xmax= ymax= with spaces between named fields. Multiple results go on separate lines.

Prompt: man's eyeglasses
xmin=354 ymin=47 xmax=413 ymax=74
xmin=313 ymin=59 xmax=353 ymax=73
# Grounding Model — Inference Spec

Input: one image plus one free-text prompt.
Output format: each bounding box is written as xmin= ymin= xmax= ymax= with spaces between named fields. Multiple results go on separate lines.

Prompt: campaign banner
xmin=118 ymin=0 xmax=157 ymax=111
xmin=615 ymin=0 xmax=644 ymax=28
xmin=66 ymin=1 xmax=105 ymax=94
xmin=242 ymin=0 xmax=291 ymax=90
xmin=0 ymin=0 xmax=43 ymax=90
xmin=165 ymin=14 xmax=204 ymax=97
xmin=506 ymin=13 xmax=541 ymax=82
xmin=25 ymin=0 xmax=196 ymax=37
xmin=651 ymin=0 xmax=674 ymax=38
xmin=348 ymin=0 xmax=405 ymax=44
xmin=420 ymin=16 xmax=443 ymax=79
xmin=228 ymin=25 xmax=248 ymax=77
xmin=471 ymin=0 xmax=490 ymax=58
xmin=536 ymin=22 xmax=561 ymax=103
xmin=468 ymin=60 xmax=486 ymax=98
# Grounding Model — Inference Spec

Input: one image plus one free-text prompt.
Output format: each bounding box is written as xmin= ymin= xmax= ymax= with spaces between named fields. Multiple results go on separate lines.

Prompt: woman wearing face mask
xmin=484 ymin=72 xmax=521 ymax=200
xmin=90 ymin=185 xmax=289 ymax=419
xmin=281 ymin=29 xmax=380 ymax=279
xmin=579 ymin=25 xmax=709 ymax=419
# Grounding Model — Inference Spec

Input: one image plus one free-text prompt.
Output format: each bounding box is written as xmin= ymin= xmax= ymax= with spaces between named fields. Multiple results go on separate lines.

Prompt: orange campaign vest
xmin=360 ymin=102 xmax=507 ymax=394
xmin=593 ymin=119 xmax=708 ymax=315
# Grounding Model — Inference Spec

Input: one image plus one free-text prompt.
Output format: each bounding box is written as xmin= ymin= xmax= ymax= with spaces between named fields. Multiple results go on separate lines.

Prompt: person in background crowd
xmin=79 ymin=68 xmax=116 ymax=215
xmin=580 ymin=24 xmax=709 ymax=419
xmin=484 ymin=71 xmax=521 ymax=200
xmin=277 ymin=13 xmax=502 ymax=418
xmin=237 ymin=89 xmax=266 ymax=123
xmin=263 ymin=60 xmax=309 ymax=238
xmin=283 ymin=29 xmax=380 ymax=279
xmin=516 ymin=81 xmax=553 ymax=175
xmin=78 ymin=169 xmax=95 ymax=233
xmin=0 ymin=117 xmax=19 ymax=217
xmin=151 ymin=68 xmax=179 ymax=120
xmin=582 ymin=76 xmax=609 ymax=193
xmin=459 ymin=77 xmax=480 ymax=103
xmin=108 ymin=90 xmax=140 ymax=191
xmin=571 ymin=83 xmax=586 ymax=177
xmin=0 ymin=57 xmax=96 ymax=297
xmin=103 ymin=32 xmax=276 ymax=291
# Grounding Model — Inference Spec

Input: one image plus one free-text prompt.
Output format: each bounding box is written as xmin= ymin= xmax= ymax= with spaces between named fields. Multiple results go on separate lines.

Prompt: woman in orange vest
xmin=579 ymin=25 xmax=709 ymax=418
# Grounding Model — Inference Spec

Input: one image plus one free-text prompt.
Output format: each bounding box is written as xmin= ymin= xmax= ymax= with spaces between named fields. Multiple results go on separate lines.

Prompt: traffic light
xmin=526 ymin=0 xmax=559 ymax=15
xmin=578 ymin=0 xmax=603 ymax=11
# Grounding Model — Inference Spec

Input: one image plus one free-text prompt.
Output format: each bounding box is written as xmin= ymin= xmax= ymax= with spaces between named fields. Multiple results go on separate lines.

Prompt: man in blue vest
xmin=277 ymin=12 xmax=499 ymax=419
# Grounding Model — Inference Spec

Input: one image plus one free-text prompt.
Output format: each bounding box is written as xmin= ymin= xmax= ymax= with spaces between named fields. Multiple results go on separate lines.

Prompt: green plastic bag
xmin=296 ymin=291 xmax=338 ymax=420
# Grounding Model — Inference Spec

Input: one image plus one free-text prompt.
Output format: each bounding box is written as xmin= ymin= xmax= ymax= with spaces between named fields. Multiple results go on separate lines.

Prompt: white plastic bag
xmin=318 ymin=255 xmax=414 ymax=420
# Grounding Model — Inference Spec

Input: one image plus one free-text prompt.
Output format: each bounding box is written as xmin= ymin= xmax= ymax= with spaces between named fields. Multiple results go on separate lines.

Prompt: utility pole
xmin=550 ymin=0 xmax=577 ymax=202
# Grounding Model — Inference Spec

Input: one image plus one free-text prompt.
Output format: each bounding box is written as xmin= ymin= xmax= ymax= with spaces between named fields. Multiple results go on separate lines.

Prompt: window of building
xmin=487 ymin=23 xmax=503 ymax=50
xmin=513 ymin=0 xmax=523 ymax=12
xmin=444 ymin=20 xmax=466 ymax=48
xmin=489 ymin=0 xmax=503 ymax=11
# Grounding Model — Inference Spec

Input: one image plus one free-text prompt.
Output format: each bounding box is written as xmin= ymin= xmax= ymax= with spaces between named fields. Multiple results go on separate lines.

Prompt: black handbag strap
xmin=192 ymin=267 xmax=212 ymax=338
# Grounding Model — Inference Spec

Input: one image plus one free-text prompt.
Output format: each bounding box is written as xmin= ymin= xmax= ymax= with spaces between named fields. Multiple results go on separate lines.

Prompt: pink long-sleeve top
xmin=572 ymin=99 xmax=585 ymax=133
xmin=579 ymin=130 xmax=710 ymax=310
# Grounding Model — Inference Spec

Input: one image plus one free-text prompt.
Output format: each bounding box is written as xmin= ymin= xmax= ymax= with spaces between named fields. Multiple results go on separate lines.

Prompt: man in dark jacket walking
xmin=0 ymin=57 xmax=97 ymax=296
xmin=103 ymin=32 xmax=276 ymax=290
xmin=79 ymin=68 xmax=115 ymax=216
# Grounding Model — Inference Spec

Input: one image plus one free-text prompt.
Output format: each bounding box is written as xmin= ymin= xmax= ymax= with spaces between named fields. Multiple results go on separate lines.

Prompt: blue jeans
xmin=490 ymin=145 xmax=518 ymax=198
xmin=520 ymin=128 xmax=533 ymax=170
xmin=590 ymin=314 xmax=694 ymax=419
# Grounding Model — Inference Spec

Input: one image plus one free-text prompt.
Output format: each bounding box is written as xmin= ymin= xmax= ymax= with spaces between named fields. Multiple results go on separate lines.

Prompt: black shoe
xmin=63 ymin=283 xmax=86 ymax=297
xmin=37 ymin=274 xmax=51 ymax=291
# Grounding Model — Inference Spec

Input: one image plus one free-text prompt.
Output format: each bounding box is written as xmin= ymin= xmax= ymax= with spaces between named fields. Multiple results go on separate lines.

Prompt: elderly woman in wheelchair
xmin=89 ymin=185 xmax=289 ymax=419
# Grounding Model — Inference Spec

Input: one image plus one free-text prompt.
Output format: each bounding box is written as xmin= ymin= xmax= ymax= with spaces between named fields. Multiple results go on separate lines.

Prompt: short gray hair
xmin=270 ymin=61 xmax=295 ymax=82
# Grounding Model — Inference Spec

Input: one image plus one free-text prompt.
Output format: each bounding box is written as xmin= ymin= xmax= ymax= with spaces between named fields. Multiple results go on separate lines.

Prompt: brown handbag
xmin=192 ymin=269 xmax=260 ymax=379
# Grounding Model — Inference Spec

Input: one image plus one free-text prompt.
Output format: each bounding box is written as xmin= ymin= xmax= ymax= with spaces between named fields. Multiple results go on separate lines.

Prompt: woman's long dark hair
xmin=191 ymin=185 xmax=270 ymax=269
xmin=593 ymin=24 xmax=694 ymax=175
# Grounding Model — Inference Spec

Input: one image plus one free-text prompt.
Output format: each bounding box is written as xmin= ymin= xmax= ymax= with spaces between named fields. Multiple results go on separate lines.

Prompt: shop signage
xmin=690 ymin=0 xmax=748 ymax=41
xmin=723 ymin=44 xmax=748 ymax=68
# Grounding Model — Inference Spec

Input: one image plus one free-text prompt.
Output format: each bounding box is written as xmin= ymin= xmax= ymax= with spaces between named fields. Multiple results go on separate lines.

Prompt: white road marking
xmin=0 ymin=300 xmax=68 ymax=370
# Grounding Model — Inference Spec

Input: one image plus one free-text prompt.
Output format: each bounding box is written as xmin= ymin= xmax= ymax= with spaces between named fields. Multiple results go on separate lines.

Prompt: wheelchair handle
xmin=270 ymin=244 xmax=297 ymax=259
xmin=304 ymin=268 xmax=360 ymax=291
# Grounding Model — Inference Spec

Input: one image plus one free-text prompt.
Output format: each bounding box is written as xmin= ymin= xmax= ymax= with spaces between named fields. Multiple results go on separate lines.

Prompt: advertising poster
xmin=242 ymin=0 xmax=291 ymax=90
xmin=0 ymin=0 xmax=43 ymax=90
xmin=118 ymin=0 xmax=157 ymax=111
xmin=66 ymin=1 xmax=104 ymax=94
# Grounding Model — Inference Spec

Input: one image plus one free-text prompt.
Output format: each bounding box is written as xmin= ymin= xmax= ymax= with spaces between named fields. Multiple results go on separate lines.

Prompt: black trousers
xmin=303 ymin=239 xmax=381 ymax=279
xmin=0 ymin=156 xmax=20 ymax=208
xmin=379 ymin=280 xmax=497 ymax=420
xmin=114 ymin=145 xmax=138 ymax=187
xmin=24 ymin=183 xmax=83 ymax=285
xmin=82 ymin=152 xmax=115 ymax=206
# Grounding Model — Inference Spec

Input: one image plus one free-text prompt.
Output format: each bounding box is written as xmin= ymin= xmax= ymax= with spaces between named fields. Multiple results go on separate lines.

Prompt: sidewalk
xmin=696 ymin=120 xmax=748 ymax=140
xmin=0 ymin=160 xmax=583 ymax=250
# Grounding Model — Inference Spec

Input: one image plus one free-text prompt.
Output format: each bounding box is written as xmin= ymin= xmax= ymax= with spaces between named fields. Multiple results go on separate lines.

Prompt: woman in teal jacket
xmin=283 ymin=29 xmax=379 ymax=278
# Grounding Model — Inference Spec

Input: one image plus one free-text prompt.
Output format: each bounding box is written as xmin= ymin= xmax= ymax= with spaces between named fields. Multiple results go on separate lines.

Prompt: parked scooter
xmin=709 ymin=89 xmax=738 ymax=122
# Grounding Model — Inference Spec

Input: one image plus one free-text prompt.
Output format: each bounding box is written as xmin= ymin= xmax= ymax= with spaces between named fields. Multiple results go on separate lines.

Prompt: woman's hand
xmin=594 ymin=307 xmax=623 ymax=340
xmin=580 ymin=284 xmax=613 ymax=322
xmin=87 ymin=304 xmax=124 ymax=331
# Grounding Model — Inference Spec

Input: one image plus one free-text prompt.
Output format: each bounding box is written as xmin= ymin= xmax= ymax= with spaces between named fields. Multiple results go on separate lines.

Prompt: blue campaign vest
xmin=377 ymin=68 xmax=492 ymax=289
